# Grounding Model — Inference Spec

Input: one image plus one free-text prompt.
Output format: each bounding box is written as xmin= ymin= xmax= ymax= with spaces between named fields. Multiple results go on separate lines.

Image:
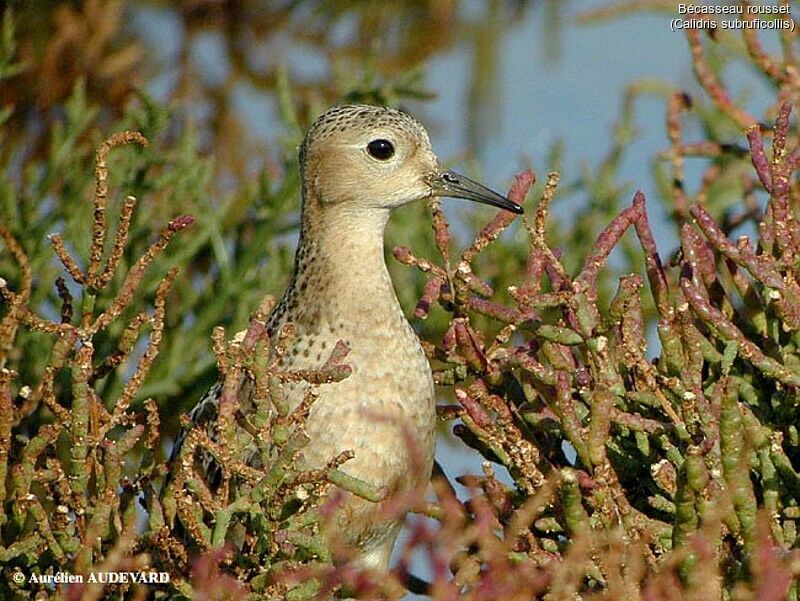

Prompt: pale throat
xmin=293 ymin=202 xmax=404 ymax=326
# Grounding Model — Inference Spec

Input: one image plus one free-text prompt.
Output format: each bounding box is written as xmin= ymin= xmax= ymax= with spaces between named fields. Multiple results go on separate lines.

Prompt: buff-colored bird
xmin=173 ymin=104 xmax=522 ymax=572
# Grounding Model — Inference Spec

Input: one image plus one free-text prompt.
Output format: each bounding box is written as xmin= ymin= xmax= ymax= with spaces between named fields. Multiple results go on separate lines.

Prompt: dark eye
xmin=367 ymin=139 xmax=395 ymax=160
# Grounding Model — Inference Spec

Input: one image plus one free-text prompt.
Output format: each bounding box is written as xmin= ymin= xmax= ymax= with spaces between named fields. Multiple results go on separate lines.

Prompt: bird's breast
xmin=278 ymin=311 xmax=436 ymax=489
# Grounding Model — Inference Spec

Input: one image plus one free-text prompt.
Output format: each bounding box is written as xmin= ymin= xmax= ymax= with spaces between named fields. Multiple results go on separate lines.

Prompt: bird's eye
xmin=366 ymin=139 xmax=395 ymax=161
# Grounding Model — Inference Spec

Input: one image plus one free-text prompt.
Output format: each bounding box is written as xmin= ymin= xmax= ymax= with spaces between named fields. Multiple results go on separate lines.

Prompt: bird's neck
xmin=289 ymin=200 xmax=401 ymax=327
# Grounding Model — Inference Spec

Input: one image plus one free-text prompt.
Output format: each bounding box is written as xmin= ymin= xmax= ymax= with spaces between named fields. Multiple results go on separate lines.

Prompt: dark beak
xmin=430 ymin=169 xmax=523 ymax=214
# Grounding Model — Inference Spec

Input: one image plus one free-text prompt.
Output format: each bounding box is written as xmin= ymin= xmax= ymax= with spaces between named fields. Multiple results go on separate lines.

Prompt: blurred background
xmin=0 ymin=0 xmax=785 ymax=594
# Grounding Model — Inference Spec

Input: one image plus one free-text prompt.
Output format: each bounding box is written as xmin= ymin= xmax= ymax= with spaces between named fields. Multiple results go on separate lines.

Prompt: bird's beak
xmin=430 ymin=169 xmax=523 ymax=214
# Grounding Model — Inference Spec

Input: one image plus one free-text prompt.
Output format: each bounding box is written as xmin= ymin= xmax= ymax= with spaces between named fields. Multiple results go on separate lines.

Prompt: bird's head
xmin=299 ymin=105 xmax=523 ymax=215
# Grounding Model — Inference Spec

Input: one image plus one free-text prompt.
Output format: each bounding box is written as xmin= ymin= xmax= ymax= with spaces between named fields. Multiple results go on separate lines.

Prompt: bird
xmin=169 ymin=104 xmax=523 ymax=574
